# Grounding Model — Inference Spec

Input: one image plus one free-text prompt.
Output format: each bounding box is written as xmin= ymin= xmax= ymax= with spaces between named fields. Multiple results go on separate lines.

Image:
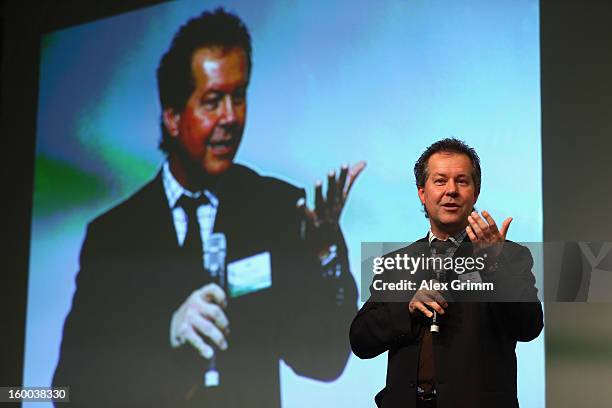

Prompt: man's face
xmin=165 ymin=47 xmax=248 ymax=179
xmin=418 ymin=152 xmax=479 ymax=236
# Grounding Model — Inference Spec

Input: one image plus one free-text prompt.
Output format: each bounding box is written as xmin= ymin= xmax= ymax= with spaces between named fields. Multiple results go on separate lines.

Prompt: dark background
xmin=540 ymin=0 xmax=612 ymax=406
xmin=2 ymin=0 xmax=612 ymax=406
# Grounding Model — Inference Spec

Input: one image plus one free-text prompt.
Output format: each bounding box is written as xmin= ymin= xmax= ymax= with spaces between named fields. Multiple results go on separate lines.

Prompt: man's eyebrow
xmin=202 ymin=84 xmax=247 ymax=96
xmin=430 ymin=172 xmax=471 ymax=179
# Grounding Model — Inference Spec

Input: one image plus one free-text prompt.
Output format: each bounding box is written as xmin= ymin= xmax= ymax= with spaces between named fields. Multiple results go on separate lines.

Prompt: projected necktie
xmin=178 ymin=194 xmax=208 ymax=275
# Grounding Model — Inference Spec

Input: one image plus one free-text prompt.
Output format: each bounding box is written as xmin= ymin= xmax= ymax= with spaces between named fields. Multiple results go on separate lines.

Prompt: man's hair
xmin=156 ymin=8 xmax=252 ymax=153
xmin=414 ymin=138 xmax=481 ymax=217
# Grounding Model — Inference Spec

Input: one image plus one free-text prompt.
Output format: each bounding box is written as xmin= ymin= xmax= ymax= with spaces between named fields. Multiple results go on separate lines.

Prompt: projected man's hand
xmin=297 ymin=161 xmax=366 ymax=260
xmin=170 ymin=283 xmax=229 ymax=359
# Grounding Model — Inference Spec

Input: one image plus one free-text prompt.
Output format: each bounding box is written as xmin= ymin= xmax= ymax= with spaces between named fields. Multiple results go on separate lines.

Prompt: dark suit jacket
xmin=53 ymin=164 xmax=357 ymax=407
xmin=349 ymin=236 xmax=543 ymax=408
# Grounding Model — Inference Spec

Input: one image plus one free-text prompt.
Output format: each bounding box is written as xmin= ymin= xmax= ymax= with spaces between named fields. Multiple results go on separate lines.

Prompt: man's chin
xmin=202 ymin=159 xmax=234 ymax=176
xmin=437 ymin=217 xmax=468 ymax=232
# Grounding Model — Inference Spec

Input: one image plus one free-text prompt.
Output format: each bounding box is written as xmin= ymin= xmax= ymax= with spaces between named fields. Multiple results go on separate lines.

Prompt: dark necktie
xmin=418 ymin=238 xmax=454 ymax=393
xmin=177 ymin=194 xmax=208 ymax=274
xmin=430 ymin=239 xmax=453 ymax=257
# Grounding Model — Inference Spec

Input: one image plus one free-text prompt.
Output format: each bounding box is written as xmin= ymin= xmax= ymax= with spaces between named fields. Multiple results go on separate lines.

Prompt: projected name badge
xmin=227 ymin=252 xmax=272 ymax=298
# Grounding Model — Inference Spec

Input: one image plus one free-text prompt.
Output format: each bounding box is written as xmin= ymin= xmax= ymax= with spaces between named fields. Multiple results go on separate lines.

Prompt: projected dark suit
xmin=349 ymin=236 xmax=543 ymax=408
xmin=53 ymin=164 xmax=357 ymax=407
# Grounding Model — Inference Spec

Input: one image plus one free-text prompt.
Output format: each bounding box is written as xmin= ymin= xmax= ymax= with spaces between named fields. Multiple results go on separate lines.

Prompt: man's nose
xmin=445 ymin=180 xmax=458 ymax=196
xmin=219 ymin=95 xmax=236 ymax=123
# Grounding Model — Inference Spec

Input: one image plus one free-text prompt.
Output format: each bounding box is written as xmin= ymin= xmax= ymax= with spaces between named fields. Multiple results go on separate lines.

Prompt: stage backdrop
xmin=24 ymin=0 xmax=543 ymax=406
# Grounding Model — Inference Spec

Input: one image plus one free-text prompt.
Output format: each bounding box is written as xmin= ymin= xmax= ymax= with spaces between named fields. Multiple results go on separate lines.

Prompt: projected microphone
xmin=205 ymin=233 xmax=227 ymax=288
xmin=203 ymin=232 xmax=227 ymax=388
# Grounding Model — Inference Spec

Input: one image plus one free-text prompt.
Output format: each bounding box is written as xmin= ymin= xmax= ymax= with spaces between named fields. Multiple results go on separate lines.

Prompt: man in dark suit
xmin=53 ymin=8 xmax=363 ymax=407
xmin=350 ymin=138 xmax=543 ymax=408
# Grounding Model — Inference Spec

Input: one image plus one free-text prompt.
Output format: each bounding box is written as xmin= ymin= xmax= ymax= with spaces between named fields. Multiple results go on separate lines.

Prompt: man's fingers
xmin=343 ymin=161 xmax=367 ymax=199
xmin=199 ymin=300 xmax=230 ymax=334
xmin=411 ymin=301 xmax=433 ymax=318
xmin=500 ymin=217 xmax=513 ymax=238
xmin=326 ymin=170 xmax=336 ymax=208
xmin=481 ymin=211 xmax=500 ymax=235
xmin=426 ymin=301 xmax=445 ymax=315
xmin=337 ymin=165 xmax=349 ymax=201
xmin=417 ymin=303 xmax=433 ymax=318
xmin=410 ymin=288 xmax=448 ymax=317
xmin=300 ymin=162 xmax=365 ymax=231
xmin=172 ymin=285 xmax=230 ymax=355
xmin=466 ymin=225 xmax=478 ymax=242
xmin=315 ymin=181 xmax=324 ymax=217
xmin=467 ymin=215 xmax=484 ymax=238
xmin=471 ymin=211 xmax=490 ymax=234
xmin=191 ymin=313 xmax=228 ymax=350
xmin=198 ymin=283 xmax=227 ymax=308
xmin=183 ymin=327 xmax=214 ymax=359
xmin=431 ymin=291 xmax=448 ymax=307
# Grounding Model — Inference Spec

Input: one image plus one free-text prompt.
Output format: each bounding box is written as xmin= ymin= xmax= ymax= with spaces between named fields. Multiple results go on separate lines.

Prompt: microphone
xmin=205 ymin=233 xmax=227 ymax=287
xmin=429 ymin=240 xmax=450 ymax=334
xmin=430 ymin=268 xmax=446 ymax=334
xmin=203 ymin=233 xmax=227 ymax=388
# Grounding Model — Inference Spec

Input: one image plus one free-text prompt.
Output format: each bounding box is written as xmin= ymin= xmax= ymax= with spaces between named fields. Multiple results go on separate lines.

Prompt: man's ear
xmin=162 ymin=108 xmax=180 ymax=137
xmin=418 ymin=186 xmax=426 ymax=204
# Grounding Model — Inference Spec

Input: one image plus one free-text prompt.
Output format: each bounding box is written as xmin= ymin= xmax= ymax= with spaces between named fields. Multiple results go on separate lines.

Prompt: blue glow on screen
xmin=26 ymin=0 xmax=542 ymax=406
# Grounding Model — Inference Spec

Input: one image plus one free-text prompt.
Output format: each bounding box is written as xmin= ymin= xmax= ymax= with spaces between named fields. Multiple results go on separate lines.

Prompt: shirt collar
xmin=428 ymin=229 xmax=467 ymax=247
xmin=162 ymin=161 xmax=218 ymax=209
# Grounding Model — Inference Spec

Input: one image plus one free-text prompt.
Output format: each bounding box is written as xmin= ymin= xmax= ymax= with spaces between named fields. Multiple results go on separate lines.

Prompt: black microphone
xmin=430 ymin=268 xmax=446 ymax=334
xmin=430 ymin=240 xmax=450 ymax=334
xmin=203 ymin=232 xmax=227 ymax=387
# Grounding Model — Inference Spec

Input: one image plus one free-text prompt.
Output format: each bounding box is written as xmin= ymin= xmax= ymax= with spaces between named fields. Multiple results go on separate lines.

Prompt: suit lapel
xmin=137 ymin=172 xmax=182 ymax=255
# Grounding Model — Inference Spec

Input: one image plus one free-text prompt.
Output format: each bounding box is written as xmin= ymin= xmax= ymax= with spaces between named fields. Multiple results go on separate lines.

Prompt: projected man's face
xmin=418 ymin=152 xmax=479 ymax=238
xmin=164 ymin=47 xmax=248 ymax=185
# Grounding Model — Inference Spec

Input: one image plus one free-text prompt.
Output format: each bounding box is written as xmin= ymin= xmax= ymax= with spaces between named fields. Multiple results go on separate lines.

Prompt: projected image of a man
xmin=53 ymin=8 xmax=363 ymax=408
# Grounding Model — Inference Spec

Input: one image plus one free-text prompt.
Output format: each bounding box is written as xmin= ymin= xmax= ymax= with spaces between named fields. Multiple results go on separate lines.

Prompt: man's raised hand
xmin=297 ymin=161 xmax=366 ymax=258
xmin=466 ymin=210 xmax=512 ymax=261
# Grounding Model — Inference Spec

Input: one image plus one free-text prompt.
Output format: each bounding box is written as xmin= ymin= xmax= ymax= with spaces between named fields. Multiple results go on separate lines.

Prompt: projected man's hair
xmin=156 ymin=7 xmax=252 ymax=153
